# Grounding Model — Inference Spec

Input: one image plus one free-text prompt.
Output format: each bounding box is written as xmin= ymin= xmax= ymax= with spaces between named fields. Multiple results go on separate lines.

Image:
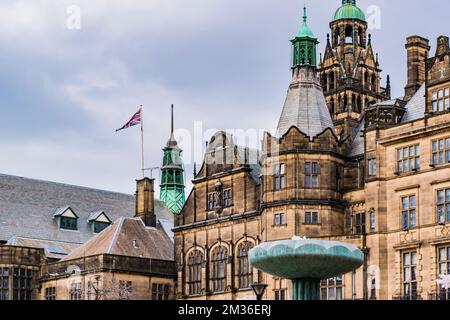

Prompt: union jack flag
xmin=116 ymin=108 xmax=142 ymax=132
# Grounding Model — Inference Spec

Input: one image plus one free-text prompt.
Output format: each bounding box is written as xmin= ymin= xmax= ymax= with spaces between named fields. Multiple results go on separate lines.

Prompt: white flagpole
xmin=140 ymin=105 xmax=145 ymax=178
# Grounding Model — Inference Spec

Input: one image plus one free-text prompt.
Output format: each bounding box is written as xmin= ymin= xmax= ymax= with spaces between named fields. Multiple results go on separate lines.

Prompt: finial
xmin=303 ymin=5 xmax=307 ymax=23
xmin=193 ymin=162 xmax=197 ymax=176
xmin=368 ymin=34 xmax=372 ymax=44
xmin=171 ymin=104 xmax=174 ymax=135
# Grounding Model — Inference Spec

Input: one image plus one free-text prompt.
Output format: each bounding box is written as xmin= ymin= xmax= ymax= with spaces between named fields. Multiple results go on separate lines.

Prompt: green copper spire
xmin=160 ymin=105 xmax=185 ymax=215
xmin=291 ymin=6 xmax=319 ymax=67
xmin=333 ymin=0 xmax=366 ymax=22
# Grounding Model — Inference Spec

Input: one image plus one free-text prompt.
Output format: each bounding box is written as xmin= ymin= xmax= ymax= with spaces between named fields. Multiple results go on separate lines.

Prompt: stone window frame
xmin=304 ymin=211 xmax=319 ymax=225
xmin=187 ymin=249 xmax=203 ymax=296
xmin=207 ymin=192 xmax=217 ymax=212
xmin=353 ymin=212 xmax=366 ymax=235
xmin=273 ymin=212 xmax=286 ymax=227
xmin=432 ymin=137 xmax=450 ymax=167
xmin=402 ymin=251 xmax=418 ymax=299
xmin=45 ymin=286 xmax=56 ymax=300
xmin=320 ymin=276 xmax=344 ymax=300
xmin=437 ymin=245 xmax=450 ymax=299
xmin=151 ymin=283 xmax=170 ymax=300
xmin=69 ymin=282 xmax=83 ymax=301
xmin=431 ymin=87 xmax=450 ymax=113
xmin=236 ymin=241 xmax=254 ymax=290
xmin=12 ymin=268 xmax=33 ymax=301
xmin=367 ymin=158 xmax=377 ymax=177
xmin=396 ymin=144 xmax=421 ymax=174
xmin=401 ymin=195 xmax=417 ymax=231
xmin=272 ymin=278 xmax=287 ymax=301
xmin=223 ymin=188 xmax=233 ymax=208
xmin=437 ymin=188 xmax=450 ymax=225
xmin=304 ymin=161 xmax=319 ymax=189
xmin=0 ymin=267 xmax=9 ymax=301
xmin=274 ymin=163 xmax=286 ymax=191
xmin=369 ymin=209 xmax=376 ymax=231
xmin=210 ymin=246 xmax=228 ymax=293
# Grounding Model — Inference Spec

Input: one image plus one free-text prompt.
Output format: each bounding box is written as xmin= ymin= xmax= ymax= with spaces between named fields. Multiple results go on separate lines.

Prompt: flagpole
xmin=140 ymin=105 xmax=145 ymax=178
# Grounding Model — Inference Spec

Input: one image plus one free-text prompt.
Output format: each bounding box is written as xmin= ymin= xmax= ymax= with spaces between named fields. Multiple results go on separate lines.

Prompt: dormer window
xmin=87 ymin=211 xmax=112 ymax=234
xmin=60 ymin=217 xmax=78 ymax=231
xmin=54 ymin=206 xmax=79 ymax=231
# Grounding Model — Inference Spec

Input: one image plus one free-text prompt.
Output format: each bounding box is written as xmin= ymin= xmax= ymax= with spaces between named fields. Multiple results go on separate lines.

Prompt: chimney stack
xmin=135 ymin=177 xmax=156 ymax=227
xmin=404 ymin=36 xmax=430 ymax=102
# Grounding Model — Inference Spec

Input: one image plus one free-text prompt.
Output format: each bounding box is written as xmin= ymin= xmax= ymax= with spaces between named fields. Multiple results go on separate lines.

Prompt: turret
xmin=160 ymin=105 xmax=186 ymax=215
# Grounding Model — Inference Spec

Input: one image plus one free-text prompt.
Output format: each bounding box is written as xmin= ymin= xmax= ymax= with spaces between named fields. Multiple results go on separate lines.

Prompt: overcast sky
xmin=0 ymin=0 xmax=447 ymax=196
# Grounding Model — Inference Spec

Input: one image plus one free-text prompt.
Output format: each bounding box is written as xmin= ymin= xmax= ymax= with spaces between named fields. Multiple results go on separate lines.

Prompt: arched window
xmin=211 ymin=246 xmax=228 ymax=292
xmin=358 ymin=27 xmax=364 ymax=46
xmin=343 ymin=95 xmax=348 ymax=112
xmin=330 ymin=71 xmax=335 ymax=89
xmin=330 ymin=98 xmax=335 ymax=115
xmin=356 ymin=96 xmax=362 ymax=113
xmin=187 ymin=250 xmax=203 ymax=295
xmin=352 ymin=95 xmax=357 ymax=112
xmin=345 ymin=26 xmax=353 ymax=44
xmin=237 ymin=242 xmax=254 ymax=289
xmin=334 ymin=28 xmax=340 ymax=46
xmin=321 ymin=75 xmax=327 ymax=88
xmin=371 ymin=74 xmax=376 ymax=86
xmin=364 ymin=71 xmax=369 ymax=84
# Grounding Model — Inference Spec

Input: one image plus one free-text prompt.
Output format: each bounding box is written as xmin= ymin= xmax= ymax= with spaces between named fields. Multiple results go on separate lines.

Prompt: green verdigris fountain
xmin=249 ymin=237 xmax=364 ymax=300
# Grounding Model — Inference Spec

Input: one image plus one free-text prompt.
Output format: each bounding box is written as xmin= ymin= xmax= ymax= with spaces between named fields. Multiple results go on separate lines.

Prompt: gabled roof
xmin=0 ymin=173 xmax=173 ymax=245
xmin=87 ymin=210 xmax=111 ymax=223
xmin=401 ymin=84 xmax=426 ymax=123
xmin=53 ymin=206 xmax=78 ymax=218
xmin=277 ymin=68 xmax=335 ymax=138
xmin=62 ymin=217 xmax=174 ymax=262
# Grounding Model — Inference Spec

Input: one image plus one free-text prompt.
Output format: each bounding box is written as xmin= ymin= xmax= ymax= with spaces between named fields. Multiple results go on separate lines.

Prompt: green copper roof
xmin=333 ymin=1 xmax=366 ymax=22
xmin=295 ymin=6 xmax=315 ymax=39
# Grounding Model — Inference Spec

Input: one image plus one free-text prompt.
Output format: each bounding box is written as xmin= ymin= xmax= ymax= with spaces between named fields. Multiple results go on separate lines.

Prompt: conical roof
xmin=277 ymin=68 xmax=335 ymax=138
xmin=295 ymin=7 xmax=315 ymax=39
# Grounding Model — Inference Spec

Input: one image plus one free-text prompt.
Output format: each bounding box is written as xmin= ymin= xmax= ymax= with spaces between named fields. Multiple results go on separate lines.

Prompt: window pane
xmin=402 ymin=197 xmax=408 ymax=210
xmin=433 ymin=141 xmax=438 ymax=152
xmin=438 ymin=191 xmax=445 ymax=204
xmin=411 ymin=252 xmax=417 ymax=265
xmin=305 ymin=176 xmax=311 ymax=187
xmin=305 ymin=163 xmax=311 ymax=175
xmin=312 ymin=176 xmax=319 ymax=188
xmin=397 ymin=149 xmax=403 ymax=160
xmin=410 ymin=196 xmax=416 ymax=208
xmin=312 ymin=163 xmax=319 ymax=174
xmin=404 ymin=253 xmax=411 ymax=265
xmin=410 ymin=210 xmax=416 ymax=228
xmin=440 ymin=248 xmax=446 ymax=261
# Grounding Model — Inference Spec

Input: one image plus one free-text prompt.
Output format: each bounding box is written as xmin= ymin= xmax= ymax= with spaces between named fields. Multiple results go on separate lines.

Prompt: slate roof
xmin=7 ymin=237 xmax=80 ymax=260
xmin=401 ymin=84 xmax=426 ymax=123
xmin=62 ymin=217 xmax=174 ymax=261
xmin=0 ymin=173 xmax=173 ymax=246
xmin=277 ymin=68 xmax=335 ymax=138
xmin=348 ymin=117 xmax=365 ymax=157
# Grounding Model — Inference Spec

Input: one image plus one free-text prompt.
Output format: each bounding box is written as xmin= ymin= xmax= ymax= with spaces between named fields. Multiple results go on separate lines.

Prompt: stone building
xmin=0 ymin=174 xmax=176 ymax=300
xmin=173 ymin=1 xmax=450 ymax=300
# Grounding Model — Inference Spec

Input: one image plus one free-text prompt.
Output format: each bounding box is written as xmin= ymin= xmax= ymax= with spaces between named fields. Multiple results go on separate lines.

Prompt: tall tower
xmin=160 ymin=105 xmax=186 ymax=215
xmin=318 ymin=0 xmax=391 ymax=137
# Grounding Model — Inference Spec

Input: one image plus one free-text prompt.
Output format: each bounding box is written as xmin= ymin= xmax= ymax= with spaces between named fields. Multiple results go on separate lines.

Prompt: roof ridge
xmin=0 ymin=173 xmax=134 ymax=197
xmin=107 ymin=217 xmax=126 ymax=254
